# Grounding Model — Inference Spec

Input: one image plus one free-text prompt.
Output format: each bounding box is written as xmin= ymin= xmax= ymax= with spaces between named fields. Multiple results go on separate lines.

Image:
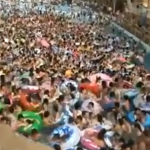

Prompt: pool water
xmin=1 ymin=1 xmax=96 ymax=23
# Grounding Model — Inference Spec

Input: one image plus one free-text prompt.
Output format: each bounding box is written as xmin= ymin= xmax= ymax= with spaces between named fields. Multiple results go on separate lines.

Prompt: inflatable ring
xmin=81 ymin=137 xmax=100 ymax=150
xmin=142 ymin=114 xmax=150 ymax=128
xmin=19 ymin=92 xmax=40 ymax=111
xmin=126 ymin=111 xmax=135 ymax=124
xmin=60 ymin=80 xmax=78 ymax=92
xmin=79 ymin=83 xmax=101 ymax=97
xmin=17 ymin=111 xmax=43 ymax=134
xmin=81 ymin=128 xmax=101 ymax=150
xmin=81 ymin=127 xmax=114 ymax=150
xmin=21 ymin=85 xmax=40 ymax=93
xmin=123 ymin=89 xmax=139 ymax=99
xmin=50 ymin=124 xmax=81 ymax=150
xmin=126 ymin=113 xmax=150 ymax=128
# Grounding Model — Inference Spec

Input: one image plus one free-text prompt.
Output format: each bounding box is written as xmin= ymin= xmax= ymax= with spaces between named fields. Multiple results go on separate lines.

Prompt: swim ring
xmin=60 ymin=80 xmax=78 ymax=92
xmin=81 ymin=99 xmax=103 ymax=115
xmin=126 ymin=111 xmax=150 ymax=128
xmin=79 ymin=83 xmax=101 ymax=97
xmin=140 ymin=102 xmax=150 ymax=112
xmin=123 ymin=89 xmax=139 ymax=100
xmin=81 ymin=128 xmax=101 ymax=150
xmin=142 ymin=114 xmax=150 ymax=128
xmin=21 ymin=85 xmax=40 ymax=93
xmin=20 ymin=92 xmax=40 ymax=111
xmin=126 ymin=111 xmax=136 ymax=124
xmin=17 ymin=111 xmax=43 ymax=134
xmin=50 ymin=124 xmax=81 ymax=150
xmin=56 ymin=105 xmax=73 ymax=124
xmin=81 ymin=127 xmax=113 ymax=150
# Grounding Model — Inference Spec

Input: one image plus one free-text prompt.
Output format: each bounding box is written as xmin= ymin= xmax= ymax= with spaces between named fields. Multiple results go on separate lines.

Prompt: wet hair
xmin=146 ymin=95 xmax=150 ymax=102
xmin=118 ymin=118 xmax=124 ymax=126
xmin=122 ymin=139 xmax=134 ymax=149
xmin=123 ymin=95 xmax=129 ymax=101
xmin=57 ymin=95 xmax=65 ymax=103
xmin=30 ymin=129 xmax=38 ymax=136
xmin=51 ymin=77 xmax=55 ymax=85
xmin=68 ymin=83 xmax=76 ymax=92
xmin=44 ymin=90 xmax=49 ymax=95
xmin=97 ymin=114 xmax=103 ymax=123
xmin=76 ymin=115 xmax=83 ymax=121
xmin=97 ymin=129 xmax=106 ymax=139
xmin=114 ymin=77 xmax=119 ymax=83
xmin=134 ymin=108 xmax=141 ymax=114
xmin=43 ymin=98 xmax=48 ymax=105
xmin=88 ymin=102 xmax=94 ymax=107
xmin=74 ymin=101 xmax=81 ymax=110
xmin=70 ymin=93 xmax=75 ymax=99
xmin=114 ymin=102 xmax=120 ymax=108
xmin=18 ymin=114 xmax=24 ymax=120
xmin=80 ymin=78 xmax=90 ymax=83
xmin=109 ymin=82 xmax=114 ymax=87
xmin=26 ymin=119 xmax=34 ymax=124
xmin=109 ymin=91 xmax=116 ymax=98
xmin=96 ymin=77 xmax=101 ymax=83
xmin=68 ymin=117 xmax=74 ymax=124
xmin=3 ymin=97 xmax=10 ymax=105
xmin=53 ymin=133 xmax=60 ymax=139
xmin=35 ymin=68 xmax=40 ymax=74
xmin=134 ymin=122 xmax=143 ymax=132
xmin=43 ymin=111 xmax=50 ymax=118
xmin=26 ymin=96 xmax=32 ymax=103
xmin=136 ymin=81 xmax=144 ymax=88
xmin=82 ymin=111 xmax=89 ymax=116
xmin=9 ymin=106 xmax=15 ymax=113
xmin=76 ymin=147 xmax=83 ymax=150
xmin=54 ymin=144 xmax=61 ymax=150
xmin=101 ymin=80 xmax=107 ymax=89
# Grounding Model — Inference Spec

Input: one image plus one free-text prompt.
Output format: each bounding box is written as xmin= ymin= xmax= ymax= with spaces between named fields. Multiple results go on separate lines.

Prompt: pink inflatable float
xmin=81 ymin=128 xmax=101 ymax=150
xmin=81 ymin=137 xmax=100 ymax=150
xmin=21 ymin=85 xmax=40 ymax=93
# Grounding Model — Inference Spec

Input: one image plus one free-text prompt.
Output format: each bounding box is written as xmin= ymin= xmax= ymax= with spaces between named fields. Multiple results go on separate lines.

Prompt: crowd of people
xmin=0 ymin=1 xmax=150 ymax=150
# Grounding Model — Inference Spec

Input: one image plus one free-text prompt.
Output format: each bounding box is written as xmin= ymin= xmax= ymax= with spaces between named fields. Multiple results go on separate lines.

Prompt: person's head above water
xmin=97 ymin=128 xmax=107 ymax=139
xmin=68 ymin=117 xmax=75 ymax=124
xmin=54 ymin=144 xmax=61 ymax=150
xmin=17 ymin=114 xmax=24 ymax=121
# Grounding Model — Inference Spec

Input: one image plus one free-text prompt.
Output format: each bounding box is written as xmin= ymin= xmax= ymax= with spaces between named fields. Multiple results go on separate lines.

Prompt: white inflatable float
xmin=50 ymin=124 xmax=81 ymax=150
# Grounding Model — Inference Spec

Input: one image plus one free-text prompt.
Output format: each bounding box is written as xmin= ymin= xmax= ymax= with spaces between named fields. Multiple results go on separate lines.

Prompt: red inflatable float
xmin=79 ymin=83 xmax=101 ymax=96
xmin=20 ymin=92 xmax=40 ymax=111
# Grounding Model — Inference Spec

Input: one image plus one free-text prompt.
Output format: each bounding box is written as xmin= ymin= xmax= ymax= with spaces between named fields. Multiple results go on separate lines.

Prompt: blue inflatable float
xmin=126 ymin=111 xmax=150 ymax=128
xmin=123 ymin=89 xmax=139 ymax=100
xmin=50 ymin=124 xmax=81 ymax=150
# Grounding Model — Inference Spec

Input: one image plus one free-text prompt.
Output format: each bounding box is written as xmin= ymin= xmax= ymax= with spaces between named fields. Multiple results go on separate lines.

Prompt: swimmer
xmin=43 ymin=111 xmax=54 ymax=126
xmin=76 ymin=115 xmax=87 ymax=129
xmin=82 ymin=111 xmax=91 ymax=127
xmin=26 ymin=96 xmax=41 ymax=109
xmin=51 ymin=133 xmax=69 ymax=144
xmin=16 ymin=114 xmax=34 ymax=131
xmin=114 ymin=116 xmax=131 ymax=136
xmin=90 ymin=129 xmax=106 ymax=148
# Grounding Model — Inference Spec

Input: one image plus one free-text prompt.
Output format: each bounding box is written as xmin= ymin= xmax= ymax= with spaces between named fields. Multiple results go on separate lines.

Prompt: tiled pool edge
xmin=110 ymin=21 xmax=150 ymax=52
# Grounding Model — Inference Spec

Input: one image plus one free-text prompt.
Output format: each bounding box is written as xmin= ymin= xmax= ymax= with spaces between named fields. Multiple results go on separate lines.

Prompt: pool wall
xmin=110 ymin=21 xmax=150 ymax=51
